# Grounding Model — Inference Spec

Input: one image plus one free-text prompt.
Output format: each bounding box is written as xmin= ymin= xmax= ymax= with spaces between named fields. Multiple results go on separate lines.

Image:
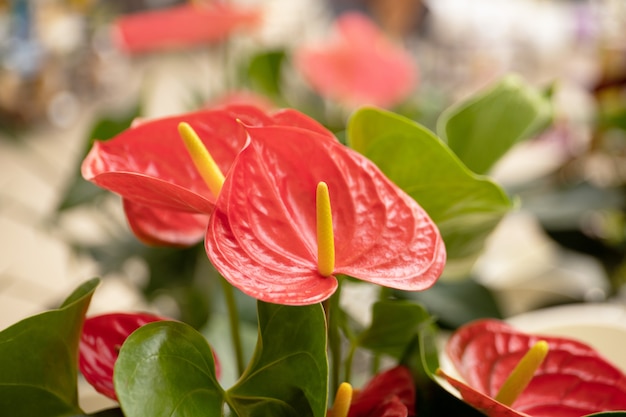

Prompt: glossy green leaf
xmin=0 ymin=278 xmax=99 ymax=417
xmin=115 ymin=321 xmax=224 ymax=417
xmin=115 ymin=301 xmax=328 ymax=417
xmin=347 ymin=107 xmax=513 ymax=274
xmin=358 ymin=300 xmax=431 ymax=359
xmin=227 ymin=301 xmax=328 ymax=417
xmin=398 ymin=279 xmax=502 ymax=328
xmin=437 ymin=74 xmax=552 ymax=174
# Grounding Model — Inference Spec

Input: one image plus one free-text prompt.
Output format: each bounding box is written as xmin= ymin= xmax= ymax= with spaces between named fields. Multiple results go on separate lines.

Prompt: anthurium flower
xmin=79 ymin=313 xmax=168 ymax=400
xmin=348 ymin=366 xmax=416 ymax=417
xmin=113 ymin=1 xmax=261 ymax=54
xmin=82 ymin=105 xmax=330 ymax=247
xmin=205 ymin=120 xmax=444 ymax=305
xmin=294 ymin=12 xmax=417 ymax=108
xmin=438 ymin=319 xmax=626 ymax=417
xmin=82 ymin=104 xmax=445 ymax=305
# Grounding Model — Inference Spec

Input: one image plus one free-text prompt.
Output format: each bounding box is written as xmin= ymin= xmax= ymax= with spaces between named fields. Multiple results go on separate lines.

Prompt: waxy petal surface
xmin=123 ymin=199 xmax=209 ymax=246
xmin=295 ymin=12 xmax=417 ymax=108
xmin=207 ymin=125 xmax=445 ymax=305
xmin=82 ymin=105 xmax=301 ymax=246
xmin=82 ymin=108 xmax=256 ymax=212
xmin=113 ymin=3 xmax=261 ymax=54
xmin=443 ymin=319 xmax=626 ymax=417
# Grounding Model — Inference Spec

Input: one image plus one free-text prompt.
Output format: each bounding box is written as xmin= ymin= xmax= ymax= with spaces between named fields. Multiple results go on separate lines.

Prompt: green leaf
xmin=398 ymin=279 xmax=502 ymax=329
xmin=227 ymin=301 xmax=328 ymax=417
xmin=0 ymin=278 xmax=100 ymax=417
xmin=115 ymin=321 xmax=224 ymax=417
xmin=115 ymin=302 xmax=328 ymax=417
xmin=437 ymin=74 xmax=552 ymax=175
xmin=347 ymin=107 xmax=513 ymax=275
xmin=358 ymin=300 xmax=431 ymax=359
xmin=245 ymin=50 xmax=286 ymax=99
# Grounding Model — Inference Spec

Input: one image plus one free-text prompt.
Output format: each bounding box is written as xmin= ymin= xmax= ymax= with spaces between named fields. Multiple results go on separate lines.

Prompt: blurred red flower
xmin=295 ymin=12 xmax=417 ymax=109
xmin=113 ymin=2 xmax=261 ymax=54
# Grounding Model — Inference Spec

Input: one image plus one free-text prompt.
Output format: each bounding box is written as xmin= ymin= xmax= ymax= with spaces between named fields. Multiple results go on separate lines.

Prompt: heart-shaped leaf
xmin=437 ymin=74 xmax=552 ymax=175
xmin=441 ymin=319 xmax=626 ymax=417
xmin=347 ymin=107 xmax=512 ymax=274
xmin=115 ymin=321 xmax=224 ymax=417
xmin=79 ymin=312 xmax=174 ymax=400
xmin=227 ymin=301 xmax=328 ymax=417
xmin=115 ymin=301 xmax=328 ymax=417
xmin=0 ymin=278 xmax=99 ymax=417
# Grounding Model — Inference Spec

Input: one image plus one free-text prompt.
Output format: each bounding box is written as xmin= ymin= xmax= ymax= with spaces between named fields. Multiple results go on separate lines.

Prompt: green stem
xmin=220 ymin=277 xmax=245 ymax=376
xmin=343 ymin=342 xmax=357 ymax=384
xmin=324 ymin=282 xmax=343 ymax=399
xmin=371 ymin=354 xmax=381 ymax=375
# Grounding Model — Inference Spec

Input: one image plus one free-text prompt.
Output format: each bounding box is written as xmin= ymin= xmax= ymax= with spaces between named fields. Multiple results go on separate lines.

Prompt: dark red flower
xmin=82 ymin=105 xmax=445 ymax=305
xmin=295 ymin=12 xmax=417 ymax=108
xmin=79 ymin=313 xmax=168 ymax=400
xmin=349 ymin=366 xmax=415 ymax=417
xmin=113 ymin=2 xmax=261 ymax=54
xmin=439 ymin=319 xmax=626 ymax=417
xmin=79 ymin=312 xmax=221 ymax=401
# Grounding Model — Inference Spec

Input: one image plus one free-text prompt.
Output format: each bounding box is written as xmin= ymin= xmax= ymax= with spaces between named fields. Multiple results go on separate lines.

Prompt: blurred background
xmin=1 ymin=0 xmax=625 ymax=387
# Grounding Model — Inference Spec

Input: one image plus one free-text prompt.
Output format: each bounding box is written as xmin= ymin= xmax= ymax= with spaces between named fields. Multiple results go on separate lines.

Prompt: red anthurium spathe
xmin=206 ymin=121 xmax=445 ymax=305
xmin=113 ymin=2 xmax=261 ymax=54
xmin=82 ymin=104 xmax=445 ymax=305
xmin=438 ymin=319 xmax=626 ymax=417
xmin=348 ymin=366 xmax=416 ymax=417
xmin=294 ymin=12 xmax=417 ymax=108
xmin=82 ymin=105 xmax=330 ymax=247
